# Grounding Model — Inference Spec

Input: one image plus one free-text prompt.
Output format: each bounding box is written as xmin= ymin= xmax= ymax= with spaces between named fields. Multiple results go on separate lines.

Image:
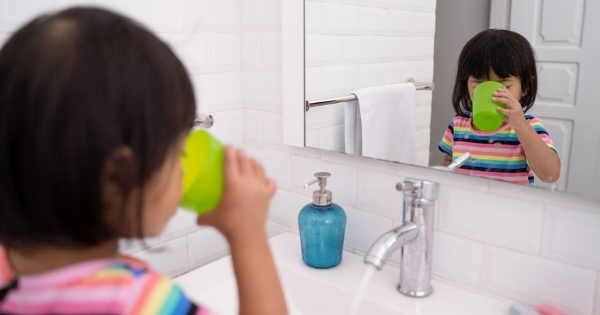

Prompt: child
xmin=439 ymin=29 xmax=561 ymax=185
xmin=0 ymin=7 xmax=287 ymax=315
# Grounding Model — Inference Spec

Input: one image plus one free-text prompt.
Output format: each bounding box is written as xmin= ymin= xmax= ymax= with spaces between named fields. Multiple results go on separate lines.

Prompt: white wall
xmin=304 ymin=0 xmax=434 ymax=165
xmin=2 ymin=1 xmax=600 ymax=315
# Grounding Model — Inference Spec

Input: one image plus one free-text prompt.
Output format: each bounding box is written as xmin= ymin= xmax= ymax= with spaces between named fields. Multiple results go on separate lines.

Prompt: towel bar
xmin=305 ymin=77 xmax=434 ymax=112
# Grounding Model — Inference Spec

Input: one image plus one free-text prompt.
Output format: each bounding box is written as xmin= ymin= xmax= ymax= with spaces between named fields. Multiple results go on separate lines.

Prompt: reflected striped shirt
xmin=438 ymin=113 xmax=557 ymax=185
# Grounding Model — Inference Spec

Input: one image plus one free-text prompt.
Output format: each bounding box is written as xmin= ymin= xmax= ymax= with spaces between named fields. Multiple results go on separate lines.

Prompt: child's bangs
xmin=469 ymin=39 xmax=522 ymax=80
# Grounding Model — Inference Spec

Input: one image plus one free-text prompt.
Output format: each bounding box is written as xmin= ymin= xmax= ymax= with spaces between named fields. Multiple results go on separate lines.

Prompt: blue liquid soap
xmin=298 ymin=172 xmax=347 ymax=268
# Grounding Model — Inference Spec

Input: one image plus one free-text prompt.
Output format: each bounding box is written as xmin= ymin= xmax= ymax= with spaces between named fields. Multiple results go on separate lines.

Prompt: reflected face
xmin=468 ymin=70 xmax=525 ymax=106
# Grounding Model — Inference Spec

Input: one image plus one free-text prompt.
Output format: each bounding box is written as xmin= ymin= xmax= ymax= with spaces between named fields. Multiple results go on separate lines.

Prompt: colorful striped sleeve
xmin=527 ymin=116 xmax=558 ymax=154
xmin=438 ymin=118 xmax=454 ymax=156
xmin=129 ymin=273 xmax=211 ymax=315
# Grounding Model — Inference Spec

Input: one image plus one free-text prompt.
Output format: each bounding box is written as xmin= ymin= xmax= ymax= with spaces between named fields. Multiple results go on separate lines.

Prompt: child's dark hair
xmin=452 ymin=29 xmax=538 ymax=115
xmin=0 ymin=7 xmax=195 ymax=248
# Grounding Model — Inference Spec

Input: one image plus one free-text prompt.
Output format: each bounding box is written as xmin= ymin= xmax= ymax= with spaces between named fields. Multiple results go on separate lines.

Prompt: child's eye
xmin=505 ymin=86 xmax=512 ymax=89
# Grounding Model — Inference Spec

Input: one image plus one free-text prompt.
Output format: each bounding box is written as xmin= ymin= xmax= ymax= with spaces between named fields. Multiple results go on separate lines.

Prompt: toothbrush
xmin=509 ymin=302 xmax=541 ymax=315
xmin=535 ymin=304 xmax=570 ymax=315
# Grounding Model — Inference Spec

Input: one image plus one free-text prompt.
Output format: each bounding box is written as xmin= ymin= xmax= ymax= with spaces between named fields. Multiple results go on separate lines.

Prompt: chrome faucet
xmin=364 ymin=178 xmax=439 ymax=297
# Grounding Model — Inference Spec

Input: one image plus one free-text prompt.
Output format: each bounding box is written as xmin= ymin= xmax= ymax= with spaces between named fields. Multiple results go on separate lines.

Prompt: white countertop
xmin=176 ymin=232 xmax=511 ymax=315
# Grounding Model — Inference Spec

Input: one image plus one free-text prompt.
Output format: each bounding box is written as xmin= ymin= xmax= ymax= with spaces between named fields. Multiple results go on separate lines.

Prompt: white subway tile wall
xmin=133 ymin=236 xmax=190 ymax=278
xmin=240 ymin=0 xmax=280 ymax=32
xmin=344 ymin=206 xmax=394 ymax=253
xmin=241 ymin=72 xmax=282 ymax=112
xmin=179 ymin=0 xmax=239 ymax=32
xmin=186 ymin=227 xmax=229 ymax=270
xmin=431 ymin=232 xmax=483 ymax=287
xmin=304 ymin=0 xmax=434 ymax=166
xmin=3 ymin=2 xmax=600 ymax=315
xmin=542 ymin=206 xmax=600 ymax=270
xmin=192 ymin=73 xmax=241 ymax=113
xmin=356 ymin=169 xmax=407 ymax=220
xmin=0 ymin=0 xmax=94 ymax=32
xmin=438 ymin=185 xmax=544 ymax=254
xmin=160 ymin=33 xmax=213 ymax=74
xmin=481 ymin=247 xmax=597 ymax=315
xmin=96 ymin=0 xmax=178 ymax=32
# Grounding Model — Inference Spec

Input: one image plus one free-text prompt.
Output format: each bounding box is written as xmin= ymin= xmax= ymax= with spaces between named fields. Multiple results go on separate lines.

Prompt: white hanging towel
xmin=345 ymin=83 xmax=417 ymax=164
xmin=344 ymin=98 xmax=361 ymax=155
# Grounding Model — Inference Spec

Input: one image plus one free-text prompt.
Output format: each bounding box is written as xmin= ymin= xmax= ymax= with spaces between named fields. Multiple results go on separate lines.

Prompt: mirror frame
xmin=282 ymin=0 xmax=304 ymax=147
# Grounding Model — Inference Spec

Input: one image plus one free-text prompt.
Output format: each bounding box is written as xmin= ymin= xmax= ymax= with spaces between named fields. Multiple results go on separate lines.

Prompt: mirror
xmin=282 ymin=0 xmax=600 ymax=200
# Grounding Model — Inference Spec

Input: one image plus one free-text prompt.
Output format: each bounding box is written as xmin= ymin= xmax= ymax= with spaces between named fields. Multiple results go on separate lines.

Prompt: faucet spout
xmin=363 ymin=178 xmax=439 ymax=298
xmin=364 ymin=223 xmax=419 ymax=270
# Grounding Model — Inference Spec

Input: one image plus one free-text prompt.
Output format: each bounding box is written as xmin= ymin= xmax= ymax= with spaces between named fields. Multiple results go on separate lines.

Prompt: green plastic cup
xmin=472 ymin=81 xmax=507 ymax=131
xmin=180 ymin=129 xmax=225 ymax=215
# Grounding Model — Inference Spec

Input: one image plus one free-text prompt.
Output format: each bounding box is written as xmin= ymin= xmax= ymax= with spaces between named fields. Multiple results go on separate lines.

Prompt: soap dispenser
xmin=298 ymin=172 xmax=347 ymax=268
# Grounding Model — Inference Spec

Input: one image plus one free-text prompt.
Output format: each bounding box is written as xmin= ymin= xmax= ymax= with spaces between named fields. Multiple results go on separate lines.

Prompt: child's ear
xmin=522 ymin=76 xmax=534 ymax=97
xmin=101 ymin=146 xmax=138 ymax=233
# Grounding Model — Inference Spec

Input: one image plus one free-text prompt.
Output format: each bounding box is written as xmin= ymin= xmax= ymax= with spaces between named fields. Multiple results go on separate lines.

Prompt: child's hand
xmin=198 ymin=147 xmax=287 ymax=315
xmin=493 ymin=88 xmax=527 ymax=130
xmin=197 ymin=146 xmax=276 ymax=243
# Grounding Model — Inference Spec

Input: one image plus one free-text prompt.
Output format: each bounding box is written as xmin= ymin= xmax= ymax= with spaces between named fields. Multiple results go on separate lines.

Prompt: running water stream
xmin=349 ymin=265 xmax=377 ymax=315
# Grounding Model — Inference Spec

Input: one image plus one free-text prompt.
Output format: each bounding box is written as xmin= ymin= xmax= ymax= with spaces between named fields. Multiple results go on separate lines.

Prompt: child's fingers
xmin=493 ymin=95 xmax=520 ymax=110
xmin=196 ymin=211 xmax=213 ymax=226
xmin=224 ymin=146 xmax=239 ymax=178
xmin=494 ymin=90 xmax=517 ymax=102
xmin=196 ymin=215 xmax=207 ymax=225
xmin=265 ymin=177 xmax=277 ymax=197
xmin=251 ymin=158 xmax=265 ymax=177
xmin=497 ymin=107 xmax=508 ymax=115
xmin=494 ymin=89 xmax=511 ymax=98
xmin=249 ymin=159 xmax=274 ymax=194
xmin=236 ymin=148 xmax=251 ymax=175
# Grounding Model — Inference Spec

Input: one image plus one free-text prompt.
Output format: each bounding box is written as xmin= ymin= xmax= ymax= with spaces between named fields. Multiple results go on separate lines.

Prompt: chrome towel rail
xmin=305 ymin=77 xmax=434 ymax=112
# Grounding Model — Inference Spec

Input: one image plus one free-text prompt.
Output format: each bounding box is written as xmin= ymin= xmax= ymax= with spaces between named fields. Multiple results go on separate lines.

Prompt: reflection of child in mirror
xmin=0 ymin=7 xmax=287 ymax=315
xmin=438 ymin=29 xmax=560 ymax=185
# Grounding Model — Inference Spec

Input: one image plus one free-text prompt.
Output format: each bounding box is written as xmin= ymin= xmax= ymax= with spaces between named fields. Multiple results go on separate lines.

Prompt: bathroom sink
xmin=175 ymin=233 xmax=509 ymax=315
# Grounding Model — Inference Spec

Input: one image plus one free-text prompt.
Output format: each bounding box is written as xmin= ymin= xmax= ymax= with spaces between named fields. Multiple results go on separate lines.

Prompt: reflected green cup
xmin=472 ymin=81 xmax=507 ymax=131
xmin=180 ymin=129 xmax=225 ymax=215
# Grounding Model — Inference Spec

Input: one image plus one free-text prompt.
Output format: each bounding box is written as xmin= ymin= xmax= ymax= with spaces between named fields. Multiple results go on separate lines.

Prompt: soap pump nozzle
xmin=303 ymin=172 xmax=332 ymax=206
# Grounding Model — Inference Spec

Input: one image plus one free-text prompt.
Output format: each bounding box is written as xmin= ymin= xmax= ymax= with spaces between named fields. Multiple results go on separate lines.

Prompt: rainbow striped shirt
xmin=438 ymin=113 xmax=557 ymax=185
xmin=0 ymin=246 xmax=211 ymax=315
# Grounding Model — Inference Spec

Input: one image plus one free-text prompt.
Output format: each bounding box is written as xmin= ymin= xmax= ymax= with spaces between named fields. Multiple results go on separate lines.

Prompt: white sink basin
xmin=175 ymin=233 xmax=510 ymax=315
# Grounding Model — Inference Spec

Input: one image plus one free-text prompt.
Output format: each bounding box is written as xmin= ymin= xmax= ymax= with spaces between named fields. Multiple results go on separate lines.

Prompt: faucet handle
xmin=396 ymin=181 xmax=416 ymax=192
xmin=396 ymin=179 xmax=439 ymax=200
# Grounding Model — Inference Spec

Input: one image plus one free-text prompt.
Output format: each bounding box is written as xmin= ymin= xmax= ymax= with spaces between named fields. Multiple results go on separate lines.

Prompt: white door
xmin=491 ymin=0 xmax=600 ymax=198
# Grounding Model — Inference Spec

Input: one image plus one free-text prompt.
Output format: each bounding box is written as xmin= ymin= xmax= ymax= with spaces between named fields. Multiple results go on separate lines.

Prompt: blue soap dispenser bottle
xmin=298 ymin=172 xmax=347 ymax=268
